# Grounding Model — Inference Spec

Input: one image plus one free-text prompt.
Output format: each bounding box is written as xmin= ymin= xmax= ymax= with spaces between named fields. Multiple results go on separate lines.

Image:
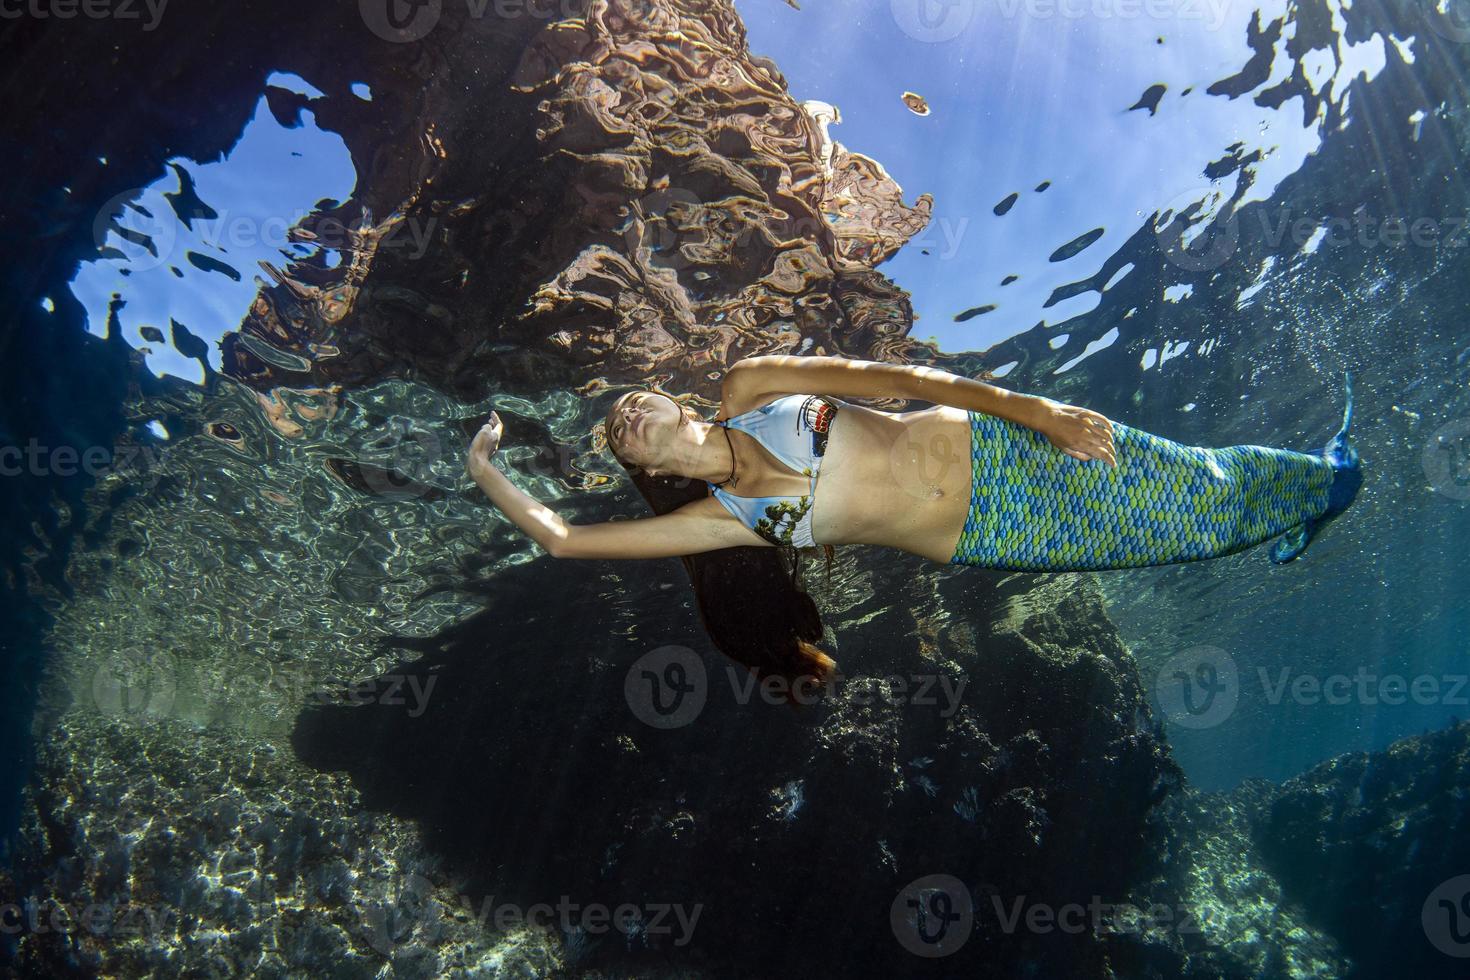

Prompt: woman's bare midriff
xmin=716 ymin=399 xmax=975 ymax=564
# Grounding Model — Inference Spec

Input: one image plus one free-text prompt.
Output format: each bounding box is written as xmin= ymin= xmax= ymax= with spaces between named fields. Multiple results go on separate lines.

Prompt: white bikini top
xmin=707 ymin=394 xmax=843 ymax=547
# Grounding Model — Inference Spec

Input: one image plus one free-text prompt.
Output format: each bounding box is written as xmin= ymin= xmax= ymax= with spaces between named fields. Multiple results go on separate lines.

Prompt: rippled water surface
xmin=4 ymin=0 xmax=1470 ymax=975
xmin=42 ymin=0 xmax=1464 ymax=785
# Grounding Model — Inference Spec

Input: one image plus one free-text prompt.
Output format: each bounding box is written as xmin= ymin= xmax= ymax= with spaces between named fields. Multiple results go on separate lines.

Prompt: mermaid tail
xmin=950 ymin=382 xmax=1359 ymax=572
xmin=1268 ymin=372 xmax=1362 ymax=563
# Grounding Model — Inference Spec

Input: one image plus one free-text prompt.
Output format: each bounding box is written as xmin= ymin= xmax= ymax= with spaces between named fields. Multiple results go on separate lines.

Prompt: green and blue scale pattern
xmin=949 ymin=413 xmax=1334 ymax=571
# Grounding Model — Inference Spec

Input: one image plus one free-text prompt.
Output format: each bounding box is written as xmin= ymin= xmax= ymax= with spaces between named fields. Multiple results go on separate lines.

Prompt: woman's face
xmin=605 ymin=390 xmax=684 ymax=467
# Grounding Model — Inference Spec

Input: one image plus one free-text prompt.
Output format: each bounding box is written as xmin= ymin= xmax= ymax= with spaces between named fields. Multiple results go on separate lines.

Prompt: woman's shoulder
xmin=718 ymin=364 xmax=816 ymax=420
xmin=720 ymin=390 xmax=837 ymax=423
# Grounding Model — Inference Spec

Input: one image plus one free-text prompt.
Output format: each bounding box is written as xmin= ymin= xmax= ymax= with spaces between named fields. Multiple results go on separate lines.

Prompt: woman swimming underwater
xmin=465 ymin=355 xmax=1362 ymax=572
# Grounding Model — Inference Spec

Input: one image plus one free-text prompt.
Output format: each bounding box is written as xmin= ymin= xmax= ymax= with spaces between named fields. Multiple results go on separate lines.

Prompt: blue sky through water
xmin=68 ymin=73 xmax=356 ymax=384
xmin=734 ymin=0 xmax=1389 ymax=353
xmin=66 ymin=4 xmax=1396 ymax=382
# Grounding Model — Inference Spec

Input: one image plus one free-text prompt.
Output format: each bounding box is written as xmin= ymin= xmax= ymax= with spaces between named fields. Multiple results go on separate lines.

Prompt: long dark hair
xmin=604 ymin=390 xmax=838 ymax=705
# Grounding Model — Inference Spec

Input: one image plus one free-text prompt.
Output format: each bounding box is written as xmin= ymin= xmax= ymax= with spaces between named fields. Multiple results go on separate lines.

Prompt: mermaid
xmin=465 ymin=355 xmax=1362 ymax=694
xmin=466 ymin=355 xmax=1361 ymax=570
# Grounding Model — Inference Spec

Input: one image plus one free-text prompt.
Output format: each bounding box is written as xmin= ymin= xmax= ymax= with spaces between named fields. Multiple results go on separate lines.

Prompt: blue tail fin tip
xmin=1325 ymin=370 xmax=1356 ymax=468
xmin=1268 ymin=372 xmax=1363 ymax=564
xmin=1321 ymin=370 xmax=1362 ymax=519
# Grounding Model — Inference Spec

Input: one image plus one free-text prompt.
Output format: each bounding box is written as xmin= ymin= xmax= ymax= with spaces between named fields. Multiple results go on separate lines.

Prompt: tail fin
xmin=1321 ymin=371 xmax=1362 ymax=515
xmin=1269 ymin=371 xmax=1362 ymax=564
xmin=1325 ymin=370 xmax=1355 ymax=468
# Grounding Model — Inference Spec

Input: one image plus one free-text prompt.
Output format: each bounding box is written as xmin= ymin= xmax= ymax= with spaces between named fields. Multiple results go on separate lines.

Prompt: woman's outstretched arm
xmin=728 ymin=355 xmax=1117 ymax=466
xmin=465 ymin=414 xmax=762 ymax=559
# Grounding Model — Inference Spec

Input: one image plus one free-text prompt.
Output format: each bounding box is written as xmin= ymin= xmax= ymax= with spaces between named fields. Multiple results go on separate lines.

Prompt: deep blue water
xmin=3 ymin=0 xmax=1470 ymax=975
xmin=737 ymin=0 xmax=1470 ymax=789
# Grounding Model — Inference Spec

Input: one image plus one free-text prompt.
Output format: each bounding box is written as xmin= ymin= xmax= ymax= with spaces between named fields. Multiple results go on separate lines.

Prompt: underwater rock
xmin=1114 ymin=783 xmax=1348 ymax=979
xmin=280 ymin=560 xmax=1182 ymax=976
xmin=9 ymin=1 xmax=1469 ymax=978
xmin=1250 ymin=720 xmax=1470 ymax=979
xmin=22 ymin=544 xmax=1441 ymax=978
xmin=7 ymin=553 xmax=1198 ymax=977
xmin=2 ymin=716 xmax=566 ymax=978
xmin=216 ymin=0 xmax=935 ymax=403
xmin=1119 ymin=721 xmax=1470 ymax=979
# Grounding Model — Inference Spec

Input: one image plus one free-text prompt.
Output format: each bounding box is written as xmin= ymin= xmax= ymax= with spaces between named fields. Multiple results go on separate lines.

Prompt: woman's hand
xmin=467 ymin=412 xmax=503 ymax=476
xmin=1036 ymin=398 xmax=1116 ymax=466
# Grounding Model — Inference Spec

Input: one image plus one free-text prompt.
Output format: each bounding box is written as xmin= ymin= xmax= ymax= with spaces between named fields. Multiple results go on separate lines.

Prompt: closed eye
xmin=614 ymin=393 xmax=648 ymax=443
